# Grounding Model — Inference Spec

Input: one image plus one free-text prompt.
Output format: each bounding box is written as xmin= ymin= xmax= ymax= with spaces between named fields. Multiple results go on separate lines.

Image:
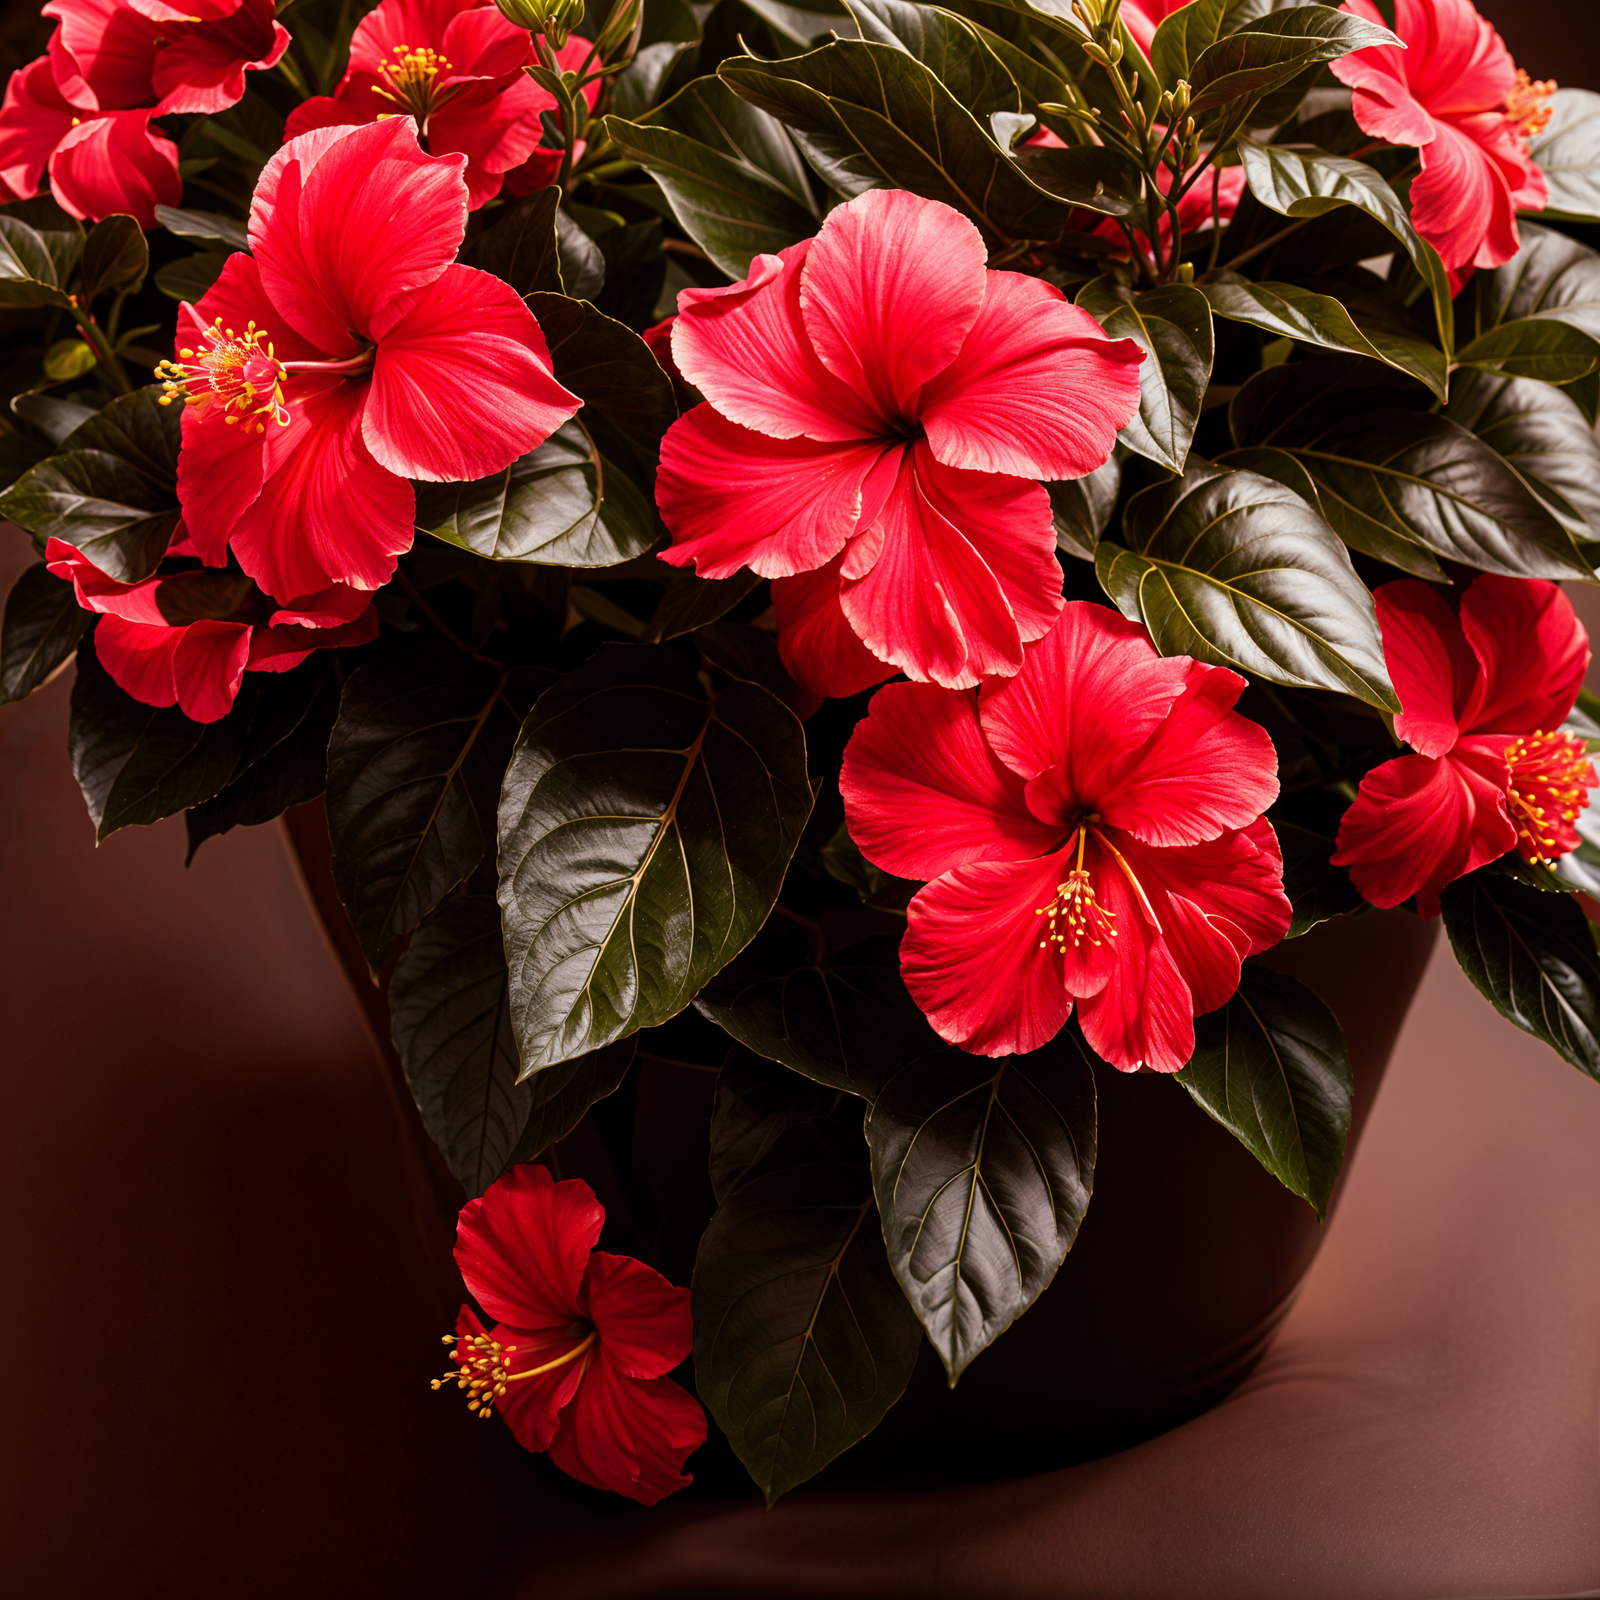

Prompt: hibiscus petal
xmin=546 ymin=1360 xmax=706 ymax=1506
xmin=252 ymin=117 xmax=467 ymax=354
xmin=770 ymin=554 xmax=896 ymax=701
xmin=455 ymin=1306 xmax=582 ymax=1457
xmin=798 ymin=189 xmax=987 ymax=423
xmin=439 ymin=2 xmax=537 ymax=79
xmin=247 ymin=603 xmax=377 ymax=670
xmin=49 ymin=110 xmax=181 ymax=229
xmin=1458 ymin=575 xmax=1589 ymax=736
xmin=656 ymin=406 xmax=890 ymax=580
xmin=153 ymin=1 xmax=289 ymax=115
xmin=44 ymin=0 xmax=156 ymax=112
xmin=899 ymin=853 xmax=1075 ymax=1058
xmin=1331 ymin=742 xmax=1516 ymax=916
xmin=840 ymin=681 xmax=1061 ymax=881
xmin=1075 ymin=916 xmax=1195 ymax=1074
xmin=45 ymin=537 xmax=167 ymax=624
xmin=364 ymin=264 xmax=579 ymax=480
xmin=282 ymin=94 xmax=373 ymax=142
xmin=346 ymin=0 xmax=484 ymax=75
xmin=919 ymin=272 xmax=1143 ymax=481
xmin=170 ymin=618 xmax=252 ymax=721
xmin=670 ymin=243 xmax=882 ymax=442
xmin=0 ymin=58 xmax=77 ymax=198
xmin=1397 ymin=0 xmax=1518 ymax=120
xmin=1374 ymin=579 xmax=1479 ymax=758
xmin=268 ymin=581 xmax=374 ymax=628
xmin=1411 ymin=115 xmax=1519 ymax=272
xmin=226 ymin=370 xmax=414 ymax=599
xmin=187 ymin=248 xmax=326 ymax=367
xmin=577 ymin=1251 xmax=692 ymax=1380
xmin=979 ymin=602 xmax=1189 ymax=796
xmin=454 ymin=1164 xmax=602 ymax=1330
xmin=91 ymin=614 xmax=180 ymax=708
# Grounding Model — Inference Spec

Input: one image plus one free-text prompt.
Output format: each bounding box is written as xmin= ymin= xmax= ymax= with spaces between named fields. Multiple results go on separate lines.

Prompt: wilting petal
xmin=657 ymin=406 xmax=892 ymax=580
xmin=671 ymin=244 xmax=883 ymax=443
xmin=227 ymin=370 xmax=414 ymax=599
xmin=153 ymin=0 xmax=289 ymax=114
xmin=1332 ymin=741 xmax=1516 ymax=916
xmin=1374 ymin=579 xmax=1479 ymax=758
xmin=919 ymin=272 xmax=1143 ymax=481
xmin=1458 ymin=575 xmax=1589 ymax=736
xmin=798 ymin=187 xmax=987 ymax=423
xmin=171 ymin=618 xmax=253 ymax=721
xmin=365 ymin=264 xmax=578 ymax=480
xmin=252 ymin=118 xmax=467 ymax=354
xmin=50 ymin=109 xmax=180 ymax=228
xmin=454 ymin=1164 xmax=601 ymax=1330
xmin=0 ymin=58 xmax=78 ymax=198
xmin=578 ymin=1251 xmax=692 ymax=1381
xmin=546 ymin=1359 xmax=705 ymax=1506
xmin=840 ymin=681 xmax=1061 ymax=880
xmin=900 ymin=853 xmax=1075 ymax=1057
xmin=770 ymin=554 xmax=896 ymax=701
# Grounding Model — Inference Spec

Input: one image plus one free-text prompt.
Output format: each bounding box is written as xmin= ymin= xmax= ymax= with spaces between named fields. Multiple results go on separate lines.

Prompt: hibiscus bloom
xmin=655 ymin=190 xmax=1144 ymax=698
xmin=839 ymin=602 xmax=1291 ymax=1072
xmin=1332 ymin=576 xmax=1595 ymax=915
xmin=158 ymin=117 xmax=581 ymax=602
xmin=1331 ymin=0 xmax=1551 ymax=275
xmin=283 ymin=0 xmax=577 ymax=209
xmin=437 ymin=1164 xmax=705 ymax=1506
xmin=46 ymin=536 xmax=377 ymax=722
xmin=1118 ymin=0 xmax=1189 ymax=54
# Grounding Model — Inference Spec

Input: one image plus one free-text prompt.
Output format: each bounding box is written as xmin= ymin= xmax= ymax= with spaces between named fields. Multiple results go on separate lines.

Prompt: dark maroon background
xmin=2 ymin=4 xmax=1598 ymax=1594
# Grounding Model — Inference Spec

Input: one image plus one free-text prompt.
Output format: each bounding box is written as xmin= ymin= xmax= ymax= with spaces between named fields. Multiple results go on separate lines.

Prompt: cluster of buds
xmin=1074 ymin=0 xmax=1126 ymax=65
xmin=493 ymin=0 xmax=586 ymax=49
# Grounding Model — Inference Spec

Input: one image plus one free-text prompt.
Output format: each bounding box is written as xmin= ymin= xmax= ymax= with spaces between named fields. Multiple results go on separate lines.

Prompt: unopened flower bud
xmin=493 ymin=0 xmax=585 ymax=47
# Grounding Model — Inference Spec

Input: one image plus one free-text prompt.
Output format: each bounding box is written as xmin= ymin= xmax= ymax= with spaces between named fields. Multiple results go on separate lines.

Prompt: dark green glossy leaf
xmin=1202 ymin=275 xmax=1447 ymax=398
xmin=0 ymin=561 xmax=89 ymax=705
xmin=557 ymin=209 xmax=606 ymax=302
xmin=709 ymin=1045 xmax=839 ymax=1203
xmin=1149 ymin=0 xmax=1300 ymax=87
xmin=1049 ymin=456 xmax=1121 ymax=559
xmin=1528 ymin=88 xmax=1600 ymax=224
xmin=55 ymin=385 xmax=180 ymax=484
xmin=697 ymin=918 xmax=939 ymax=1098
xmin=0 ymin=456 xmax=178 ymax=580
xmin=390 ymin=893 xmax=636 ymax=1194
xmin=867 ymin=1028 xmax=1096 ymax=1382
xmin=643 ymin=564 xmax=765 ymax=642
xmin=461 ymin=188 xmax=563 ymax=295
xmin=1097 ymin=457 xmax=1398 ymax=708
xmin=11 ymin=395 xmax=96 ymax=445
xmin=839 ymin=0 xmax=1024 ymax=123
xmin=415 ymin=419 xmax=656 ymax=567
xmin=154 ymin=248 xmax=231 ymax=303
xmin=1464 ymin=221 xmax=1600 ymax=347
xmin=153 ymin=205 xmax=250 ymax=252
xmin=326 ymin=659 xmax=542 ymax=969
xmin=68 ymin=634 xmax=251 ymax=840
xmin=606 ymin=76 xmax=820 ymax=278
xmin=1453 ymin=316 xmax=1600 ymax=387
xmin=79 ymin=214 xmax=147 ymax=301
xmin=1176 ymin=964 xmax=1351 ymax=1218
xmin=692 ymin=1144 xmax=920 ymax=1505
xmin=1077 ymin=276 xmax=1213 ymax=471
xmin=0 ymin=214 xmax=72 ymax=308
xmin=5 ymin=196 xmax=83 ymax=282
xmin=1274 ymin=818 xmax=1361 ymax=937
xmin=499 ymin=643 xmax=812 ymax=1068
xmin=1440 ymin=870 xmax=1600 ymax=1082
xmin=1006 ymin=141 xmax=1148 ymax=217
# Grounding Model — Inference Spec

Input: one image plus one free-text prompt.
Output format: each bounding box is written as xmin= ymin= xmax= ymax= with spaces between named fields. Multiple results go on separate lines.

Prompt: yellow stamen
xmin=1505 ymin=728 xmax=1595 ymax=863
xmin=1506 ymin=68 xmax=1557 ymax=141
xmin=155 ymin=318 xmax=289 ymax=431
xmin=371 ymin=43 xmax=460 ymax=123
xmin=1036 ymin=824 xmax=1118 ymax=951
xmin=431 ymin=1326 xmax=596 ymax=1422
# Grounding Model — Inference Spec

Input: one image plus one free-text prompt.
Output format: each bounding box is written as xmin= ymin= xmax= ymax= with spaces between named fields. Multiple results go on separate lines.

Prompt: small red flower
xmin=840 ymin=602 xmax=1290 ymax=1073
xmin=1332 ymin=575 xmax=1596 ymax=914
xmin=1332 ymin=0 xmax=1552 ymax=276
xmin=437 ymin=1165 xmax=705 ymax=1506
xmin=46 ymin=536 xmax=377 ymax=722
xmin=654 ymin=189 xmax=1144 ymax=698
xmin=1119 ymin=0 xmax=1191 ymax=53
xmin=159 ymin=117 xmax=581 ymax=602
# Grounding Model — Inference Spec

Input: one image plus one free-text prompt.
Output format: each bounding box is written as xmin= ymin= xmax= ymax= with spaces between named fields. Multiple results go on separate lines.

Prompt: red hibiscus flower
xmin=654 ymin=189 xmax=1144 ymax=699
xmin=158 ymin=117 xmax=581 ymax=603
xmin=839 ymin=602 xmax=1290 ymax=1073
xmin=1119 ymin=0 xmax=1189 ymax=53
xmin=1332 ymin=576 xmax=1595 ymax=915
xmin=284 ymin=0 xmax=577 ymax=209
xmin=437 ymin=1164 xmax=705 ymax=1506
xmin=46 ymin=537 xmax=377 ymax=722
xmin=1331 ymin=0 xmax=1552 ymax=275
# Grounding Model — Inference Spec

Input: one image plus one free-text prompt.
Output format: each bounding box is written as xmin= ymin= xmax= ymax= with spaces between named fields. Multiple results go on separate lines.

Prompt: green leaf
xmin=79 ymin=215 xmax=147 ymax=301
xmin=43 ymin=338 xmax=98 ymax=382
xmin=642 ymin=564 xmax=766 ymax=642
xmin=154 ymin=248 xmax=232 ymax=303
xmin=11 ymin=394 xmax=96 ymax=445
xmin=718 ymin=41 xmax=1070 ymax=239
xmin=1528 ymin=88 xmax=1600 ymax=224
xmin=696 ymin=918 xmax=940 ymax=1098
xmin=1149 ymin=0 xmax=1302 ymax=87
xmin=1464 ymin=221 xmax=1600 ymax=348
xmin=867 ymin=1028 xmax=1096 ymax=1383
xmin=1444 ymin=370 xmax=1600 ymax=538
xmin=499 ymin=643 xmax=813 ymax=1069
xmin=415 ymin=419 xmax=657 ymax=568
xmin=1453 ymin=316 xmax=1600 ymax=387
xmin=839 ymin=0 xmax=1026 ymax=124
xmin=605 ymin=76 xmax=819 ymax=279
xmin=1202 ymin=276 xmax=1447 ymax=398
xmin=1274 ymin=818 xmax=1361 ymax=937
xmin=0 ymin=561 xmax=90 ymax=705
xmin=692 ymin=1141 xmax=921 ymax=1505
xmin=5 ymin=196 xmax=84 ymax=282
xmin=0 ymin=214 xmax=72 ymax=309
xmin=67 ymin=634 xmax=251 ymax=840
xmin=1236 ymin=137 xmax=1452 ymax=354
xmin=389 ymin=893 xmax=636 ymax=1195
xmin=1077 ymin=276 xmax=1213 ymax=471
xmin=555 ymin=210 xmax=606 ymax=302
xmin=1440 ymin=870 xmax=1600 ymax=1082
xmin=461 ymin=188 xmax=564 ymax=296
xmin=1097 ymin=457 xmax=1398 ymax=709
xmin=153 ymin=205 xmax=250 ymax=252
xmin=1005 ymin=141 xmax=1149 ymax=217
xmin=1176 ymin=964 xmax=1351 ymax=1218
xmin=708 ymin=1045 xmax=839 ymax=1203
xmin=326 ymin=659 xmax=542 ymax=969
xmin=1049 ymin=457 xmax=1121 ymax=560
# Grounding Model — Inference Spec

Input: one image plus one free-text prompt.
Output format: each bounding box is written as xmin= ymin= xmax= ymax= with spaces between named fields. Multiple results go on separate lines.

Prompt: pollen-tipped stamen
xmin=371 ymin=43 xmax=462 ymax=122
xmin=1506 ymin=67 xmax=1558 ymax=140
xmin=1036 ymin=825 xmax=1118 ymax=951
xmin=1505 ymin=728 xmax=1595 ymax=862
xmin=431 ymin=1325 xmax=597 ymax=1421
xmin=156 ymin=318 xmax=290 ymax=432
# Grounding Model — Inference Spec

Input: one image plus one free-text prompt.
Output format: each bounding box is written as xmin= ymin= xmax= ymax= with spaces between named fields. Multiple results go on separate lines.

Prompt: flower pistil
xmin=1505 ymin=729 xmax=1596 ymax=861
xmin=433 ymin=1321 xmax=597 ymax=1421
xmin=157 ymin=319 xmax=288 ymax=430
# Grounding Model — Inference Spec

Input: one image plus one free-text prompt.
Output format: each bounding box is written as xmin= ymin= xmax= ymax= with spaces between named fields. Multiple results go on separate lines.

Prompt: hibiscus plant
xmin=4 ymin=0 xmax=1600 ymax=1508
